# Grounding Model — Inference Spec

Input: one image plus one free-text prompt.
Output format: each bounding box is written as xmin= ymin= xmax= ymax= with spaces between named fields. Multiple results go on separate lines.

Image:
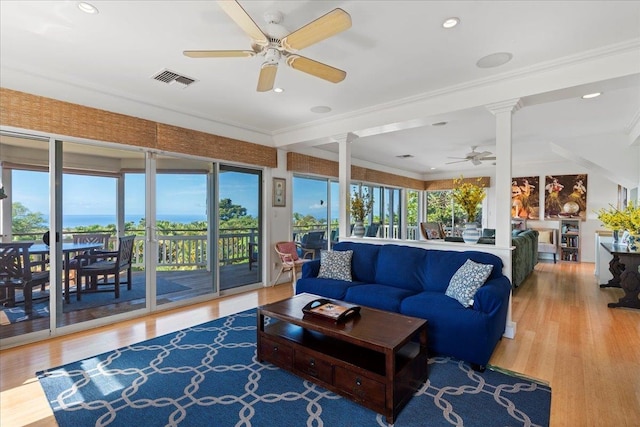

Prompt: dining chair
xmin=75 ymin=235 xmax=135 ymax=300
xmin=272 ymin=241 xmax=312 ymax=286
xmin=0 ymin=242 xmax=50 ymax=315
xmin=67 ymin=233 xmax=111 ymax=285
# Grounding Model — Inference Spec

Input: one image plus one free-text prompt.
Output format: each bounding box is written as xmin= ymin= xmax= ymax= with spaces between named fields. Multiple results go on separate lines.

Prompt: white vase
xmin=352 ymin=221 xmax=365 ymax=237
xmin=462 ymin=223 xmax=481 ymax=244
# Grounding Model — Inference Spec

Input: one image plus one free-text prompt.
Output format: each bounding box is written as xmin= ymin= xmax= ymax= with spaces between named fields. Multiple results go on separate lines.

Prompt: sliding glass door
xmin=218 ymin=165 xmax=262 ymax=291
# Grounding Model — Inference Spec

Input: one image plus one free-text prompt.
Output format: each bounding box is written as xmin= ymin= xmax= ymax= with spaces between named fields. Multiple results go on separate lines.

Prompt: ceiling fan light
xmin=581 ymin=92 xmax=602 ymax=99
xmin=442 ymin=17 xmax=460 ymax=29
xmin=77 ymin=2 xmax=99 ymax=14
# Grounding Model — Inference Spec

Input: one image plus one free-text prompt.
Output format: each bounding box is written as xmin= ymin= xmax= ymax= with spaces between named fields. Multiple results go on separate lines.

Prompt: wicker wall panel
xmin=157 ymin=124 xmax=277 ymax=168
xmin=0 ymin=88 xmax=277 ymax=168
xmin=424 ymin=176 xmax=491 ymax=191
xmin=0 ymin=88 xmax=156 ymax=148
xmin=287 ymin=152 xmax=424 ymax=190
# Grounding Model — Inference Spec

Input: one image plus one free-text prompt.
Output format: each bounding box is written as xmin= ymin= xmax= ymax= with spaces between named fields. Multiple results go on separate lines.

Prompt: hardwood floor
xmin=1 ymin=262 xmax=639 ymax=426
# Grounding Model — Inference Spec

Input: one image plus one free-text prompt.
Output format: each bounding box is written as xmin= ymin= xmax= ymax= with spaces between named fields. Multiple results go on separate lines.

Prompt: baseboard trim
xmin=504 ymin=321 xmax=516 ymax=339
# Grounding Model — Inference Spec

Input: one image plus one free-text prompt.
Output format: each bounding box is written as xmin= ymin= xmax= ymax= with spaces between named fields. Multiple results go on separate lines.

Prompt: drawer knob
xmin=309 ymin=358 xmax=315 ymax=367
xmin=355 ymin=377 xmax=362 ymax=386
xmin=273 ymin=346 xmax=278 ymax=352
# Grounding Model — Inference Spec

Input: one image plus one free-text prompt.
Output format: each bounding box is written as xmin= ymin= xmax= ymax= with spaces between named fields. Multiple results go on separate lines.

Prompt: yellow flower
xmin=597 ymin=202 xmax=640 ymax=234
xmin=351 ymin=187 xmax=373 ymax=223
xmin=452 ymin=176 xmax=486 ymax=222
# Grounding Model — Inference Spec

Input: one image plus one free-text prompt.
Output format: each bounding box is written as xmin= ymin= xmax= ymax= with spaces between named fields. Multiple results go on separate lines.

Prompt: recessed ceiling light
xmin=310 ymin=106 xmax=331 ymax=113
xmin=77 ymin=2 xmax=99 ymax=14
xmin=476 ymin=52 xmax=513 ymax=68
xmin=431 ymin=121 xmax=448 ymax=126
xmin=442 ymin=17 xmax=460 ymax=29
xmin=581 ymin=92 xmax=602 ymax=99
xmin=273 ymin=87 xmax=284 ymax=93
xmin=430 ymin=167 xmax=437 ymax=170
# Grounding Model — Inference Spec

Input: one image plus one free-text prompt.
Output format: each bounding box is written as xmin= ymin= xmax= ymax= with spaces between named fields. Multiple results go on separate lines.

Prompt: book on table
xmin=302 ymin=298 xmax=361 ymax=323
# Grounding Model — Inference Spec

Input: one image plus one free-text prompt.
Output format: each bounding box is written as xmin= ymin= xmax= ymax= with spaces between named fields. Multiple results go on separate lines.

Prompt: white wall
xmin=268 ymin=149 xmax=294 ymax=285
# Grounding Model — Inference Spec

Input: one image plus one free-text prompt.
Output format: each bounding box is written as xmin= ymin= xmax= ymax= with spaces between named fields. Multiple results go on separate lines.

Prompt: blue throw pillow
xmin=445 ymin=259 xmax=493 ymax=307
xmin=318 ymin=250 xmax=353 ymax=282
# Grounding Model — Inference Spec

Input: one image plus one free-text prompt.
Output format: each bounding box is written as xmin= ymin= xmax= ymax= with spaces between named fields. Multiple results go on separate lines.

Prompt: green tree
xmin=11 ymin=202 xmax=47 ymax=236
xmin=219 ymin=198 xmax=247 ymax=221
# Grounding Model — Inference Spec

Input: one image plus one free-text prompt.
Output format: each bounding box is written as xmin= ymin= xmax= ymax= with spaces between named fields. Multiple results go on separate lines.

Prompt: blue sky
xmin=12 ymin=171 xmax=358 ymax=221
xmin=12 ymin=170 xmax=261 ymax=218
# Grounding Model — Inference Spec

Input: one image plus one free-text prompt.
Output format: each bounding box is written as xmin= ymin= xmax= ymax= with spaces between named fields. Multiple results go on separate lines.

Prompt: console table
xmin=599 ymin=243 xmax=640 ymax=309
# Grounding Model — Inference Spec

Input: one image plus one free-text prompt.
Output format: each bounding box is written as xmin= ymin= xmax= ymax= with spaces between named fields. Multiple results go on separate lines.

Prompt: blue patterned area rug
xmin=37 ymin=310 xmax=551 ymax=427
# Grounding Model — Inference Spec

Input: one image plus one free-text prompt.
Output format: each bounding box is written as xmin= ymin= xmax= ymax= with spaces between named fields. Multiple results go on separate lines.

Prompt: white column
xmin=486 ymin=98 xmax=522 ymax=339
xmin=0 ymin=166 xmax=11 ymax=242
xmin=332 ymin=133 xmax=358 ymax=239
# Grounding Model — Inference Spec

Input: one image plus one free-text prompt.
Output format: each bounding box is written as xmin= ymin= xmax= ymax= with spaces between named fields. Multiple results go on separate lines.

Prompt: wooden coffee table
xmin=257 ymin=293 xmax=428 ymax=423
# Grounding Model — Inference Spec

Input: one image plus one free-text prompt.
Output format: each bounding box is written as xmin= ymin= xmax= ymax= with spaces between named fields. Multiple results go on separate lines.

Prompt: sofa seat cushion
xmin=400 ymin=292 xmax=498 ymax=364
xmin=295 ymin=277 xmax=363 ymax=300
xmin=344 ymin=284 xmax=417 ymax=312
xmin=374 ymin=245 xmax=428 ymax=291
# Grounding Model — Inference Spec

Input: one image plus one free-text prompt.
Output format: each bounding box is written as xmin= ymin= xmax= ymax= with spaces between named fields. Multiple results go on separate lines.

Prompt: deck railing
xmin=11 ymin=224 xmax=420 ymax=269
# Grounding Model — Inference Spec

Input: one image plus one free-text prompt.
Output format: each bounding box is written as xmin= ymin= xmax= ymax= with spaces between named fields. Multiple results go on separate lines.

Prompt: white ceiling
xmin=1 ymin=1 xmax=639 ymax=181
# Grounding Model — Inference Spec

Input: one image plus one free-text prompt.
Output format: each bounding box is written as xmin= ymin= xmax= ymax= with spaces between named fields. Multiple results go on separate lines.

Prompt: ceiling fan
xmin=184 ymin=0 xmax=351 ymax=92
xmin=446 ymin=146 xmax=497 ymax=166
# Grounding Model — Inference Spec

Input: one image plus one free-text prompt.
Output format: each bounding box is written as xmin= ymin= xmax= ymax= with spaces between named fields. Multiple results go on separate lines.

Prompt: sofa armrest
xmin=301 ymin=259 xmax=321 ymax=278
xmin=473 ymin=276 xmax=511 ymax=314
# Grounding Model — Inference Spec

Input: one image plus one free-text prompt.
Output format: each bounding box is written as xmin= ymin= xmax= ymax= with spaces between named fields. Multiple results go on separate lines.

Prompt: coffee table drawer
xmin=334 ymin=366 xmax=385 ymax=408
xmin=294 ymin=350 xmax=332 ymax=383
xmin=260 ymin=336 xmax=293 ymax=369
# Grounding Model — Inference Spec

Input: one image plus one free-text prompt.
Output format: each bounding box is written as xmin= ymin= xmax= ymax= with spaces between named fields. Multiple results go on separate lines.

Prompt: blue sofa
xmin=296 ymin=241 xmax=512 ymax=368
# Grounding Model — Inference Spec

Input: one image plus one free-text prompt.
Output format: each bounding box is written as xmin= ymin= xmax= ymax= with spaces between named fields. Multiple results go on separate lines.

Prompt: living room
xmin=1 ymin=1 xmax=639 ymax=426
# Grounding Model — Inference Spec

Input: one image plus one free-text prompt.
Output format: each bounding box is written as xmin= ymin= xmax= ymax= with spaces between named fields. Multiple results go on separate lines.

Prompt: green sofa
xmin=511 ymin=229 xmax=539 ymax=287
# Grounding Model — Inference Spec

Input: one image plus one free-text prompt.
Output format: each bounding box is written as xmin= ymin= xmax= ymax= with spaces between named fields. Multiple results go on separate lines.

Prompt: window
xmin=426 ymin=190 xmax=483 ymax=236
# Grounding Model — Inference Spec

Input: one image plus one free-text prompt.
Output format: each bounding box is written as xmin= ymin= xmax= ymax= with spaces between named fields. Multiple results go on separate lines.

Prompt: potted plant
xmin=351 ymin=187 xmax=373 ymax=237
xmin=452 ymin=176 xmax=486 ymax=243
xmin=597 ymin=202 xmax=640 ymax=249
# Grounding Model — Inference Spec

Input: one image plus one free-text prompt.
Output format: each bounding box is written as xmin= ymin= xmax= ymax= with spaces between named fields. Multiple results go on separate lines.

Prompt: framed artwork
xmin=272 ymin=177 xmax=286 ymax=207
xmin=511 ymin=176 xmax=540 ymax=220
xmin=420 ymin=222 xmax=444 ymax=240
xmin=544 ymin=174 xmax=588 ymax=220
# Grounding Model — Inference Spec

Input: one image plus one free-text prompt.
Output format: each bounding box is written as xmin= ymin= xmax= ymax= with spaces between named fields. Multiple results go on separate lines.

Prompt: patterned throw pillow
xmin=445 ymin=259 xmax=493 ymax=308
xmin=317 ymin=250 xmax=353 ymax=282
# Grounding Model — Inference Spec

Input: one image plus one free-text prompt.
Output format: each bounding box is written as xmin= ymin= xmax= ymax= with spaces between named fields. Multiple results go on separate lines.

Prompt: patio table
xmin=30 ymin=242 xmax=104 ymax=303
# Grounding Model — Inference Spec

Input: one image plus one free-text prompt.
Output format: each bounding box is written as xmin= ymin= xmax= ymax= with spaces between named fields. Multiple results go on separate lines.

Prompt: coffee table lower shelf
xmin=257 ymin=306 xmax=428 ymax=423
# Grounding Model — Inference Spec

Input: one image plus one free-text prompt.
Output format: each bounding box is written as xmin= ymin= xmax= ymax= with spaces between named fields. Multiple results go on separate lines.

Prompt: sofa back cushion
xmin=374 ymin=245 xmax=428 ymax=291
xmin=422 ymin=250 xmax=504 ymax=292
xmin=332 ymin=241 xmax=380 ymax=283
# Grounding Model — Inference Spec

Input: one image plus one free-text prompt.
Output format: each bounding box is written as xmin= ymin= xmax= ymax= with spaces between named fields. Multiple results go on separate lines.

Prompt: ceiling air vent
xmin=151 ymin=69 xmax=197 ymax=88
xmin=396 ymin=154 xmax=414 ymax=159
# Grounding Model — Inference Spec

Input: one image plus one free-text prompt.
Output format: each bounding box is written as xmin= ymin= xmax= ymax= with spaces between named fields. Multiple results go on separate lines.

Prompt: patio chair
xmin=76 ymin=235 xmax=135 ymax=300
xmin=272 ymin=241 xmax=312 ymax=286
xmin=0 ymin=242 xmax=50 ymax=315
xmin=365 ymin=223 xmax=380 ymax=237
xmin=299 ymin=231 xmax=326 ymax=259
xmin=67 ymin=233 xmax=111 ymax=285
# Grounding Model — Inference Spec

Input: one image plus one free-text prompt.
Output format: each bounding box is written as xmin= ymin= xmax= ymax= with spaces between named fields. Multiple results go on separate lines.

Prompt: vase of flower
xmin=351 ymin=186 xmax=373 ymax=238
xmin=462 ymin=222 xmax=481 ymax=244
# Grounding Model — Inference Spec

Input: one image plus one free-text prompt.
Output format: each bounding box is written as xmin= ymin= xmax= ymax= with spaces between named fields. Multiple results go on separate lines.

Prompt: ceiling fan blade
xmin=257 ymin=63 xmax=277 ymax=92
xmin=471 ymin=159 xmax=482 ymax=166
xmin=217 ymin=0 xmax=268 ymax=46
xmin=480 ymin=156 xmax=497 ymax=161
xmin=474 ymin=151 xmax=492 ymax=158
xmin=286 ymin=55 xmax=346 ymax=83
xmin=183 ymin=50 xmax=255 ymax=58
xmin=445 ymin=159 xmax=469 ymax=164
xmin=281 ymin=8 xmax=351 ymax=51
xmin=447 ymin=156 xmax=468 ymax=160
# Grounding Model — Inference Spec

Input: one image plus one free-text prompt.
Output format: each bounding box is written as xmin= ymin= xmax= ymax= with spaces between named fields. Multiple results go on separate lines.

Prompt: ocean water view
xmin=57 ymin=214 xmax=207 ymax=228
